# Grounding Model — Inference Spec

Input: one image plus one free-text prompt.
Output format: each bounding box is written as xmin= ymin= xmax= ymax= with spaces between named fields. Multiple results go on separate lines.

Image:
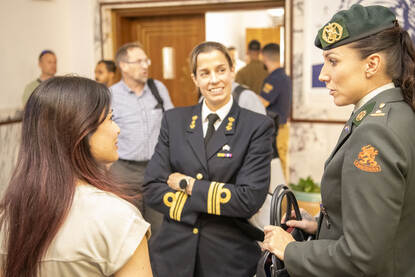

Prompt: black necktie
xmin=205 ymin=113 xmax=219 ymax=146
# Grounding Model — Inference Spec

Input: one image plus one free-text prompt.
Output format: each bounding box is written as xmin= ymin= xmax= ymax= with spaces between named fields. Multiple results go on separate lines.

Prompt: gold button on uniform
xmin=193 ymin=228 xmax=199 ymax=234
xmin=196 ymin=173 xmax=203 ymax=180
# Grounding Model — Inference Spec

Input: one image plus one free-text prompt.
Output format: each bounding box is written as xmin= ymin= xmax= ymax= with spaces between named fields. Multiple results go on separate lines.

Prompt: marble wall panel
xmin=0 ymin=123 xmax=21 ymax=194
xmin=288 ymin=0 xmax=347 ymax=184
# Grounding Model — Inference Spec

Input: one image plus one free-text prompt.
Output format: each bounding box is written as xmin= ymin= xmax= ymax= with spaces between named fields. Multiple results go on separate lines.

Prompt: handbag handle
xmin=270 ymin=185 xmax=303 ymax=227
xmin=268 ymin=185 xmax=306 ymax=277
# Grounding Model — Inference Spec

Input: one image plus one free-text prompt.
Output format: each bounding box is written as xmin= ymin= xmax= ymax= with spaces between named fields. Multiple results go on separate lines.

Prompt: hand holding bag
xmin=256 ymin=185 xmax=313 ymax=277
xmin=248 ymin=158 xmax=286 ymax=230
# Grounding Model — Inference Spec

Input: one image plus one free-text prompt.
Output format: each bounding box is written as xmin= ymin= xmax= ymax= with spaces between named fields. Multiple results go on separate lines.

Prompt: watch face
xmin=179 ymin=179 xmax=188 ymax=190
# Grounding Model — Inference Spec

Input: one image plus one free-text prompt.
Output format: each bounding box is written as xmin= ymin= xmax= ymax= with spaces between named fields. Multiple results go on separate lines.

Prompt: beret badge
xmin=315 ymin=4 xmax=396 ymax=50
xmin=318 ymin=19 xmax=349 ymax=49
xmin=322 ymin=22 xmax=343 ymax=44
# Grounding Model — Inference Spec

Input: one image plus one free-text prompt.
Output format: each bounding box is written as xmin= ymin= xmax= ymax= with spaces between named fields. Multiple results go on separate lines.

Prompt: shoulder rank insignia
xmin=370 ymin=109 xmax=386 ymax=117
xmin=263 ymin=83 xmax=273 ymax=93
xmin=353 ymin=145 xmax=381 ymax=173
xmin=207 ymin=182 xmax=231 ymax=215
xmin=370 ymin=103 xmax=387 ymax=117
xmin=189 ymin=115 xmax=198 ymax=129
xmin=163 ymin=191 xmax=188 ymax=221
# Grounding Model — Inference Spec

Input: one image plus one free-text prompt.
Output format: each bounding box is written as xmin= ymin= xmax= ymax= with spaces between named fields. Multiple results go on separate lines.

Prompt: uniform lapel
xmin=324 ymin=114 xmax=354 ymax=167
xmin=324 ymin=87 xmax=403 ymax=167
xmin=206 ymin=101 xmax=239 ymax=160
xmin=324 ymin=101 xmax=376 ymax=167
xmin=186 ymin=104 xmax=208 ymax=172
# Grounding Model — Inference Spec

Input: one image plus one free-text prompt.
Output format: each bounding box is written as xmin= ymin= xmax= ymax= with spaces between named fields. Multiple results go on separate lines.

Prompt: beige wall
xmin=0 ymin=0 xmax=96 ymax=110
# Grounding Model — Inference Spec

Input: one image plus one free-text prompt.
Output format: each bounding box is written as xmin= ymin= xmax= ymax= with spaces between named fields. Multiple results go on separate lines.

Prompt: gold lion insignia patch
xmin=353 ymin=145 xmax=381 ymax=173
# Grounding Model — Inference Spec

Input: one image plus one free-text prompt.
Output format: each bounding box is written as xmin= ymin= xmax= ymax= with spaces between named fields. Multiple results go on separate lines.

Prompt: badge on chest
xmin=217 ymin=144 xmax=232 ymax=158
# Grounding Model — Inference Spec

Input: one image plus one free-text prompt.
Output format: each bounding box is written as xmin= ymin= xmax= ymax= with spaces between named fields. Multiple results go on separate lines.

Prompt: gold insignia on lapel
xmin=356 ymin=110 xmax=367 ymax=122
xmin=163 ymin=191 xmax=188 ymax=221
xmin=226 ymin=117 xmax=235 ymax=131
xmin=379 ymin=103 xmax=386 ymax=108
xmin=353 ymin=145 xmax=381 ymax=173
xmin=207 ymin=182 xmax=231 ymax=215
xmin=322 ymin=22 xmax=343 ymax=44
xmin=263 ymin=83 xmax=273 ymax=93
xmin=189 ymin=115 xmax=198 ymax=129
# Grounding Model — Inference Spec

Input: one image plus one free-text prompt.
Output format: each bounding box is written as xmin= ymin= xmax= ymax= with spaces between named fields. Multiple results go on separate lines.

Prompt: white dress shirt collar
xmin=201 ymin=96 xmax=233 ymax=135
xmin=202 ymin=96 xmax=233 ymax=123
xmin=354 ymin=82 xmax=395 ymax=111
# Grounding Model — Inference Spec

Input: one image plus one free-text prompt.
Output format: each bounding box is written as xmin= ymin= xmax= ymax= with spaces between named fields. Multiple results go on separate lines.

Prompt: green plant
xmin=290 ymin=176 xmax=321 ymax=193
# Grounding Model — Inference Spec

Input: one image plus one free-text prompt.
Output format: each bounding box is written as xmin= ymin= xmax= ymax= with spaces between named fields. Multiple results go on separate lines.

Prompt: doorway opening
xmin=103 ymin=1 xmax=285 ymax=107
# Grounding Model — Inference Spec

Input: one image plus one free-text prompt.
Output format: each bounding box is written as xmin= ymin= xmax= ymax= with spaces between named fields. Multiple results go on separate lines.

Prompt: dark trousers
xmin=110 ymin=159 xmax=163 ymax=236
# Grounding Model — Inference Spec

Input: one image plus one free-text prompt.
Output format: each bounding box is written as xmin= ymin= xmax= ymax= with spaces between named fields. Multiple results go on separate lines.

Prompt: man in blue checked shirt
xmin=110 ymin=42 xmax=173 ymax=236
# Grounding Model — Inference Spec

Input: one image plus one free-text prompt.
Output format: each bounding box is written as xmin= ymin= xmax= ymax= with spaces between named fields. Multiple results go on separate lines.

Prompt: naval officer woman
xmin=262 ymin=4 xmax=415 ymax=277
xmin=143 ymin=41 xmax=274 ymax=276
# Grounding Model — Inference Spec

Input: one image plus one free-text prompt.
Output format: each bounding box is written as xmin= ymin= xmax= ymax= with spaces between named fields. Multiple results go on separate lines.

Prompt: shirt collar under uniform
xmin=354 ymin=82 xmax=395 ymax=111
xmin=202 ymin=96 xmax=233 ymax=125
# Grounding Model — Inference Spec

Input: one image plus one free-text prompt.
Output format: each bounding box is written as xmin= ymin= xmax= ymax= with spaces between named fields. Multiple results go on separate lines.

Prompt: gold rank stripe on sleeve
xmin=207 ymin=182 xmax=231 ymax=215
xmin=173 ymin=191 xmax=188 ymax=221
xmin=163 ymin=191 xmax=188 ymax=221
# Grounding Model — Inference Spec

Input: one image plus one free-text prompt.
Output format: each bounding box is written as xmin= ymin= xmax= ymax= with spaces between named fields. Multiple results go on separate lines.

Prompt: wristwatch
xmin=179 ymin=176 xmax=191 ymax=192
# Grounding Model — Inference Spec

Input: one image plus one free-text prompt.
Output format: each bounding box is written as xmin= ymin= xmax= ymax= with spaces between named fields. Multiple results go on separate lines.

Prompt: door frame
xmin=98 ymin=0 xmax=288 ymax=73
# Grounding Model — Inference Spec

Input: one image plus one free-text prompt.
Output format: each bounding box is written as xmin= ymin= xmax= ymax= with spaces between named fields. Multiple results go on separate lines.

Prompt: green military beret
xmin=315 ymin=4 xmax=396 ymax=50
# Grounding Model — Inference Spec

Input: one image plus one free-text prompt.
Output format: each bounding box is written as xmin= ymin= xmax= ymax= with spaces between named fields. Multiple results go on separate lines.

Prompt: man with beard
xmin=110 ymin=42 xmax=173 ymax=236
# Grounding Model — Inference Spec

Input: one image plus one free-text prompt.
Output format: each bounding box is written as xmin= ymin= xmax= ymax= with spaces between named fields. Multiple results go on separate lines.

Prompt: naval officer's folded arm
xmin=143 ymin=115 xmax=200 ymax=225
xmin=186 ymin=117 xmax=274 ymax=218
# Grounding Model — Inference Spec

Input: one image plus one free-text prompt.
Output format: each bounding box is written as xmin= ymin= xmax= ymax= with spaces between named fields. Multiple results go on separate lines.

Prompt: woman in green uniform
xmin=262 ymin=4 xmax=415 ymax=277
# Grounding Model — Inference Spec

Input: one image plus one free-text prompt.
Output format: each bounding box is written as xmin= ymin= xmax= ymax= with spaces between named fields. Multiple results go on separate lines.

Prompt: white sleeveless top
xmin=0 ymin=184 xmax=150 ymax=276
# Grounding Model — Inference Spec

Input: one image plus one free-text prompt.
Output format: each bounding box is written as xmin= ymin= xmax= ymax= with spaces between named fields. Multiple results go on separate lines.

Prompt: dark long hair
xmin=0 ymin=76 xmax=131 ymax=277
xmin=350 ymin=24 xmax=415 ymax=110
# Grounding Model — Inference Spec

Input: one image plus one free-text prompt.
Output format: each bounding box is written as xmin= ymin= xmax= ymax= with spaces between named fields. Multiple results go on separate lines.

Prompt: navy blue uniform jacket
xmin=143 ymin=101 xmax=274 ymax=277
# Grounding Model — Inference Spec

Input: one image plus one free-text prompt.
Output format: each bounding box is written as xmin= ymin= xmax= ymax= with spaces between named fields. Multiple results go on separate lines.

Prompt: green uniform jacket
xmin=285 ymin=88 xmax=415 ymax=277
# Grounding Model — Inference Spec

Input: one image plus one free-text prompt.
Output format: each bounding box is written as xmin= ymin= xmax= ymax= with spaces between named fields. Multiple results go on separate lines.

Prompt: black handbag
xmin=256 ymin=185 xmax=313 ymax=277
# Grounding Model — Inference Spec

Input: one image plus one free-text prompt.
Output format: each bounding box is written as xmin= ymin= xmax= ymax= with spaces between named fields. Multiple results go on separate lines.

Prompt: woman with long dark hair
xmin=0 ymin=76 xmax=153 ymax=277
xmin=262 ymin=4 xmax=415 ymax=276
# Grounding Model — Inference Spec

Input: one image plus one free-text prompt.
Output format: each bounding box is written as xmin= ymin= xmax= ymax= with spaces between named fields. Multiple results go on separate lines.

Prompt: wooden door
xmin=117 ymin=14 xmax=205 ymax=107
